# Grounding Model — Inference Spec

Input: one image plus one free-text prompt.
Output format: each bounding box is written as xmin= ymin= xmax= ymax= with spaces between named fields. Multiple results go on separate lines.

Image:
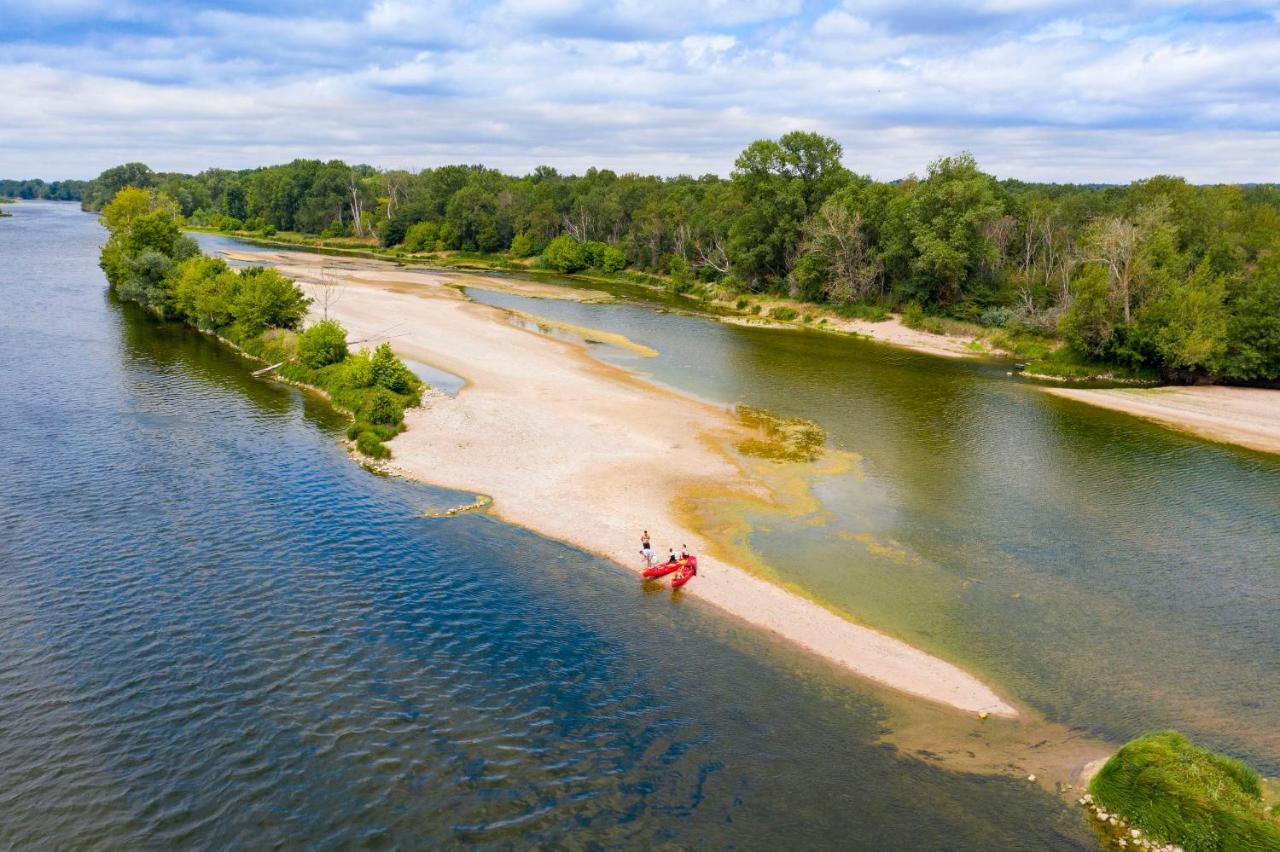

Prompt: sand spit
xmin=1044 ymin=385 xmax=1280 ymax=457
xmin=237 ymin=247 xmax=1017 ymax=718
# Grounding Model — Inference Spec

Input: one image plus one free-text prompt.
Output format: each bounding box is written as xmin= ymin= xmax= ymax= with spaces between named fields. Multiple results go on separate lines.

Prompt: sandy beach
xmin=232 ymin=248 xmax=1018 ymax=719
xmin=1044 ymin=385 xmax=1280 ymax=456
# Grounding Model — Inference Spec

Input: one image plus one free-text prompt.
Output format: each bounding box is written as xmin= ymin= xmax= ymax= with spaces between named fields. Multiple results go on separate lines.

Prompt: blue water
xmin=1 ymin=203 xmax=1095 ymax=846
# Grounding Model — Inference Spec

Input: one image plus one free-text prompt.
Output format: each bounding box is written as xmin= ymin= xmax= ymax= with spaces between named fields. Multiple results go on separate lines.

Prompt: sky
xmin=1 ymin=0 xmax=1278 ymax=183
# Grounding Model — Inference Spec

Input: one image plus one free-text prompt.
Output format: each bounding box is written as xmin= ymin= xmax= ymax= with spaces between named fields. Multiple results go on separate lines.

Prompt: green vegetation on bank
xmin=1089 ymin=731 xmax=1280 ymax=851
xmin=72 ymin=144 xmax=1280 ymax=384
xmin=0 ymin=177 xmax=86 ymax=201
xmin=97 ymin=187 xmax=422 ymax=458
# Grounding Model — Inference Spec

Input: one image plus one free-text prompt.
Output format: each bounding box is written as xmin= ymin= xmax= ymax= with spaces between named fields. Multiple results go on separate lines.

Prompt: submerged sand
xmin=233 ymin=248 xmax=1017 ymax=719
xmin=1044 ymin=385 xmax=1280 ymax=457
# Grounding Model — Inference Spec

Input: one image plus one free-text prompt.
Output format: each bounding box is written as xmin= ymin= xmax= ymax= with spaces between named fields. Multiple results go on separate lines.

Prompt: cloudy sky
xmin=2 ymin=0 xmax=1278 ymax=182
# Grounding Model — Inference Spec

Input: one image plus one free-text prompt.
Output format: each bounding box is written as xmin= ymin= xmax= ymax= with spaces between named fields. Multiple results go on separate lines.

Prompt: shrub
xmin=543 ymin=234 xmax=588 ymax=273
xmin=751 ymin=304 xmax=762 ymax=315
xmin=355 ymin=431 xmax=391 ymax=459
xmin=402 ymin=221 xmax=439 ymax=253
xmin=979 ymin=306 xmax=1015 ymax=328
xmin=901 ymin=301 xmax=926 ymax=330
xmin=735 ymin=298 xmax=750 ymax=310
xmin=509 ymin=231 xmax=535 ymax=258
xmin=362 ymin=389 xmax=403 ymax=426
xmin=1090 ymin=731 xmax=1280 ymax=851
xmin=770 ymin=306 xmax=799 ymax=321
xmin=298 ymin=320 xmax=349 ymax=368
xmin=599 ymin=245 xmax=627 ymax=272
xmin=370 ymin=342 xmax=417 ymax=394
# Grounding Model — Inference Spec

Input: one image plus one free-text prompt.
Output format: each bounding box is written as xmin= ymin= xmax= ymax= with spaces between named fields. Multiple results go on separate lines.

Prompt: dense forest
xmin=59 ymin=135 xmax=1280 ymax=382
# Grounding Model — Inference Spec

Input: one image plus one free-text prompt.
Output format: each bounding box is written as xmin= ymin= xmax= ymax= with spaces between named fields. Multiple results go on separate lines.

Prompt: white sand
xmin=227 ymin=248 xmax=1019 ymax=718
xmin=1044 ymin=385 xmax=1280 ymax=456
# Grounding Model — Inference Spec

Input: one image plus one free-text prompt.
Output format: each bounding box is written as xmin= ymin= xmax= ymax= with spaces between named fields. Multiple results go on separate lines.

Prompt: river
xmin=0 ymin=201 xmax=1271 ymax=848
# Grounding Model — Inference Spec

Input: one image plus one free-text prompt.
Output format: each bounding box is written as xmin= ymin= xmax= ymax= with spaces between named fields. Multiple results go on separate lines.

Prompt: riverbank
xmin=234 ymin=246 xmax=1017 ymax=719
xmin=214 ymin=238 xmax=997 ymax=361
xmin=1043 ymin=385 xmax=1280 ymax=457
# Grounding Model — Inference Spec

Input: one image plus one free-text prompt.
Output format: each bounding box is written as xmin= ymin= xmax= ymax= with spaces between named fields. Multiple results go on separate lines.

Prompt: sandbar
xmin=224 ymin=248 xmax=1019 ymax=718
xmin=1044 ymin=385 xmax=1280 ymax=456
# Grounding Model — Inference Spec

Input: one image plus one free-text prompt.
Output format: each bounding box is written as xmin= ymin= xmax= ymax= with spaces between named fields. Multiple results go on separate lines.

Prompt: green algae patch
xmin=1088 ymin=730 xmax=1280 ymax=851
xmin=735 ymin=404 xmax=826 ymax=463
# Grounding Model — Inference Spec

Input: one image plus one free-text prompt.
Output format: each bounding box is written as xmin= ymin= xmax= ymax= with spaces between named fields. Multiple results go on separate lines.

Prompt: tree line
xmin=0 ymin=178 xmax=87 ymax=200
xmin=97 ymin=186 xmax=422 ymax=459
xmin=74 ymin=135 xmax=1280 ymax=382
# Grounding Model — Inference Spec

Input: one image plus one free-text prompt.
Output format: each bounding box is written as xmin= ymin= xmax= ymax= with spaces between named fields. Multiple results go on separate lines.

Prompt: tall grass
xmin=1090 ymin=731 xmax=1280 ymax=851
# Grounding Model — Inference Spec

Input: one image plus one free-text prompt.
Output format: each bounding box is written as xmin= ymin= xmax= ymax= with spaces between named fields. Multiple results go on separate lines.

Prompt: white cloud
xmin=0 ymin=1 xmax=1277 ymax=181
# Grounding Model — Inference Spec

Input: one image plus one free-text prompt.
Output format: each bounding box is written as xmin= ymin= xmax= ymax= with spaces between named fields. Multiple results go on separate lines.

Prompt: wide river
xmin=1 ymin=201 xmax=1275 ymax=848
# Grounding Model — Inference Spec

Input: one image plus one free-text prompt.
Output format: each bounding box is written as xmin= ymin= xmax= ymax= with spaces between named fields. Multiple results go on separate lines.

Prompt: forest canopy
xmin=70 ymin=136 xmax=1280 ymax=383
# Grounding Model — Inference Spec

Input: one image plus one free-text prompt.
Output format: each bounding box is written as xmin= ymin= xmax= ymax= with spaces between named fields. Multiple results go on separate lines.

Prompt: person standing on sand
xmin=640 ymin=531 xmax=654 ymax=566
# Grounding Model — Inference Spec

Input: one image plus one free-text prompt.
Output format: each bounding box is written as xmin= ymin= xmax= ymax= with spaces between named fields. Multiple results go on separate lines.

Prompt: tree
xmin=230 ymin=267 xmax=310 ymax=334
xmin=1060 ymin=264 xmax=1119 ymax=358
xmin=793 ymin=199 xmax=882 ymax=304
xmin=908 ymin=153 xmax=1005 ymax=304
xmin=726 ymin=132 xmax=850 ymax=289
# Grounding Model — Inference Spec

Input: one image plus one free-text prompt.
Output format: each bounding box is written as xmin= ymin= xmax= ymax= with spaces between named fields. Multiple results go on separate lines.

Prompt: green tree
xmin=907 ymin=153 xmax=1005 ymax=304
xmin=230 ymin=267 xmax=310 ymax=335
xmin=727 ymin=132 xmax=850 ymax=290
xmin=298 ymin=320 xmax=349 ymax=368
xmin=543 ymin=234 xmax=588 ymax=272
xmin=1060 ymin=264 xmax=1119 ymax=358
xmin=370 ymin=342 xmax=416 ymax=393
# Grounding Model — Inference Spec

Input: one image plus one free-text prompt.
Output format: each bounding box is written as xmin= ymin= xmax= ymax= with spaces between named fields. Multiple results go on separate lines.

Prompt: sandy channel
xmin=1044 ymin=385 xmax=1280 ymax=457
xmin=229 ymin=249 xmax=1018 ymax=719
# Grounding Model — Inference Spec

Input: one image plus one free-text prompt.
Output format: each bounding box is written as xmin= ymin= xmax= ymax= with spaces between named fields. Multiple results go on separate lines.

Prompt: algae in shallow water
xmin=735 ymin=404 xmax=826 ymax=463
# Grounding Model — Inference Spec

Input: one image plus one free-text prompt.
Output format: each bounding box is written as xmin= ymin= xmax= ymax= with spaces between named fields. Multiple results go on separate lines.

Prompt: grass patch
xmin=832 ymin=302 xmax=891 ymax=322
xmin=770 ymin=306 xmax=799 ymax=321
xmin=1090 ymin=731 xmax=1280 ymax=851
xmin=355 ymin=430 xmax=391 ymax=459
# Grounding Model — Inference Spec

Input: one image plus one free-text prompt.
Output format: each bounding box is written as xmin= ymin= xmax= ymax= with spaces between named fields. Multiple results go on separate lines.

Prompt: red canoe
xmin=671 ymin=555 xmax=698 ymax=588
xmin=643 ymin=557 xmax=686 ymax=579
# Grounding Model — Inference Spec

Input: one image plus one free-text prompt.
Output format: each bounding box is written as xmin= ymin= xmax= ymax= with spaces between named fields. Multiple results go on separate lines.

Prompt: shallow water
xmin=3 ymin=204 xmax=1099 ymax=846
xmin=461 ymin=280 xmax=1280 ymax=773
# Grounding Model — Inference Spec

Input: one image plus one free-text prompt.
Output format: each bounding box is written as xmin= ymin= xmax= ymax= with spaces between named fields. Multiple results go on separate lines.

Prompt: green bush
xmin=362 ymin=389 xmax=403 ymax=426
xmin=347 ymin=420 xmax=400 ymax=441
xmin=298 ymin=320 xmax=349 ymax=368
xmin=509 ymin=231 xmax=535 ymax=258
xmin=402 ymin=221 xmax=439 ymax=253
xmin=735 ymin=298 xmax=750 ymax=310
xmin=901 ymin=301 xmax=926 ymax=330
xmin=751 ymin=304 xmax=762 ymax=315
xmin=770 ymin=306 xmax=799 ymax=321
xmin=355 ymin=431 xmax=391 ymax=459
xmin=370 ymin=342 xmax=417 ymax=394
xmin=1090 ymin=730 xmax=1280 ymax=852
xmin=543 ymin=234 xmax=588 ymax=273
xmin=599 ymin=245 xmax=627 ymax=272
